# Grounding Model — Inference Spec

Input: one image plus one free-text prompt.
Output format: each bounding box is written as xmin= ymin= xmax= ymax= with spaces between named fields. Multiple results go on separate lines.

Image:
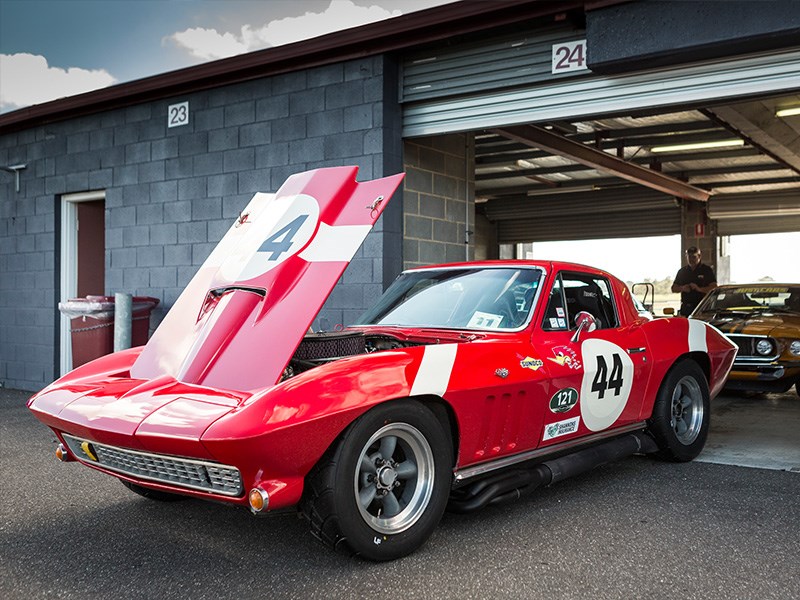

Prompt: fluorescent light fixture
xmin=776 ymin=106 xmax=800 ymax=118
xmin=651 ymin=139 xmax=745 ymax=153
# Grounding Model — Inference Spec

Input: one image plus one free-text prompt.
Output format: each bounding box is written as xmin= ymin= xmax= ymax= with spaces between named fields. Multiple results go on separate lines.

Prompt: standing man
xmin=672 ymin=246 xmax=717 ymax=316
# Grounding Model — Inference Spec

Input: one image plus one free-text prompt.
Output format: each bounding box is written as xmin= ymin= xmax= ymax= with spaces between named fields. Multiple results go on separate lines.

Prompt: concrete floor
xmin=699 ymin=387 xmax=800 ymax=473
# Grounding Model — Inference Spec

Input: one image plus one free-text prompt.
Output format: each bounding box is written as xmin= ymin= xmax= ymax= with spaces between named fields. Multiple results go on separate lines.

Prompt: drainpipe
xmin=114 ymin=293 xmax=132 ymax=351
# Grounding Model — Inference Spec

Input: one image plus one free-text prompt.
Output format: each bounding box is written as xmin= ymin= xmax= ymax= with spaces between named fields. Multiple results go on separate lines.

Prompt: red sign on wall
xmin=695 ymin=223 xmax=705 ymax=237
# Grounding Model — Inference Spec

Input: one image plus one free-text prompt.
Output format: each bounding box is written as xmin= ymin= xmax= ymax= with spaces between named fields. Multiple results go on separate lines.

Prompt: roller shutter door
xmin=482 ymin=188 xmax=680 ymax=243
xmin=402 ymin=34 xmax=800 ymax=137
xmin=709 ymin=191 xmax=800 ymax=235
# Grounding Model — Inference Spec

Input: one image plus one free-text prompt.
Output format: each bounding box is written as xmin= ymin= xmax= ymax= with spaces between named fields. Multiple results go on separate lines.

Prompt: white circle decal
xmin=219 ymin=194 xmax=320 ymax=282
xmin=579 ymin=338 xmax=634 ymax=431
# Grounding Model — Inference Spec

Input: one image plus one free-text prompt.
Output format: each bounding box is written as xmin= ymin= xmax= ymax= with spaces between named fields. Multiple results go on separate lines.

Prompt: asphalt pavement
xmin=2 ymin=386 xmax=798 ymax=600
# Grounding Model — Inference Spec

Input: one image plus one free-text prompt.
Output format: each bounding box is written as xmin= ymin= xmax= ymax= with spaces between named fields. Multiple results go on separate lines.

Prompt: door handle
xmin=627 ymin=347 xmax=646 ymax=354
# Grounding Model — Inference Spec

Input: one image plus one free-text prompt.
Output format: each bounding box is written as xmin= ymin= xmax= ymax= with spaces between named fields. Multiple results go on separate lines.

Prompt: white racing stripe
xmin=409 ymin=344 xmax=458 ymax=397
xmin=299 ymin=222 xmax=372 ymax=262
xmin=688 ymin=318 xmax=708 ymax=352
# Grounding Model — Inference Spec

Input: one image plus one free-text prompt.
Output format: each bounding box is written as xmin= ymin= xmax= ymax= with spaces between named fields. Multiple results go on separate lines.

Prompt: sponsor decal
xmin=548 ymin=345 xmax=582 ymax=370
xmin=520 ymin=356 xmax=544 ymax=371
xmin=557 ymin=318 xmax=567 ymax=328
xmin=733 ymin=287 xmax=788 ymax=294
xmin=550 ymin=387 xmax=579 ymax=413
xmin=543 ymin=416 xmax=580 ymax=441
xmin=549 ymin=317 xmax=560 ymax=328
xmin=556 ymin=307 xmax=565 ymax=318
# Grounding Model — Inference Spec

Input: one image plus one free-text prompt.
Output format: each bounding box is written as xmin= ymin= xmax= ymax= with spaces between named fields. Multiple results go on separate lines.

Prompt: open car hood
xmin=130 ymin=167 xmax=404 ymax=393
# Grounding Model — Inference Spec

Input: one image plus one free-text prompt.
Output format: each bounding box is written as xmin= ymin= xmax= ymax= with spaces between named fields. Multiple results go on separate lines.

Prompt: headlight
xmin=756 ymin=339 xmax=774 ymax=355
xmin=790 ymin=341 xmax=800 ymax=356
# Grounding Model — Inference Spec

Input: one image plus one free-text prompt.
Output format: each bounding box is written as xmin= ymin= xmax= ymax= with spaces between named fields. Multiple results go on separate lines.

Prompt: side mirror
xmin=663 ymin=307 xmax=675 ymax=316
xmin=571 ymin=311 xmax=597 ymax=343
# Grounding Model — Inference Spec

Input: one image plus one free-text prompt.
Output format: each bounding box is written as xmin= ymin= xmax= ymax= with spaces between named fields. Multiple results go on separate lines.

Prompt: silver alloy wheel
xmin=354 ymin=422 xmax=435 ymax=535
xmin=670 ymin=375 xmax=704 ymax=445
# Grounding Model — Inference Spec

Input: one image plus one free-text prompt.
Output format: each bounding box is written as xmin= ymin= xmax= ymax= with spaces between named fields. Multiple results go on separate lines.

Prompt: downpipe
xmin=448 ymin=432 xmax=658 ymax=513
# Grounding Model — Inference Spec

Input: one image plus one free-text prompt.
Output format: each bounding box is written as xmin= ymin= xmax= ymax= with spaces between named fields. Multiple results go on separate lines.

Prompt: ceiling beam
xmin=492 ymin=125 xmax=712 ymax=201
xmin=476 ymin=160 xmax=784 ymax=182
xmin=479 ymin=174 xmax=799 ymax=198
xmin=475 ymin=146 xmax=762 ymax=167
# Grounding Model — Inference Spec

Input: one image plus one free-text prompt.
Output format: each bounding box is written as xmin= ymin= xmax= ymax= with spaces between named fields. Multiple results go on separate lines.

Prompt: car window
xmin=695 ymin=285 xmax=800 ymax=314
xmin=355 ymin=267 xmax=543 ymax=330
xmin=543 ymin=272 xmax=619 ymax=330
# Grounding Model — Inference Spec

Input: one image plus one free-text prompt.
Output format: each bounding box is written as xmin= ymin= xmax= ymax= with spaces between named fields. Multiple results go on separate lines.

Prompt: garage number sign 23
xmin=168 ymin=101 xmax=189 ymax=128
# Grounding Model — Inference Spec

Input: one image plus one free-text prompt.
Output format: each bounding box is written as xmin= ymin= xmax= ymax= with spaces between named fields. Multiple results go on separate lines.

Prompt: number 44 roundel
xmin=579 ymin=338 xmax=634 ymax=431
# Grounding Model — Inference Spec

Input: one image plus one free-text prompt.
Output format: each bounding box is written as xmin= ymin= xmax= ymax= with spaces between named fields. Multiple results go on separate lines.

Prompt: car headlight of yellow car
xmin=756 ymin=339 xmax=774 ymax=356
xmin=790 ymin=340 xmax=800 ymax=356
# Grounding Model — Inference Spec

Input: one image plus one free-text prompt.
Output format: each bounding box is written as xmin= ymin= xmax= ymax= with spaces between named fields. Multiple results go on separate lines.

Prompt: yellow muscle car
xmin=692 ymin=284 xmax=800 ymax=396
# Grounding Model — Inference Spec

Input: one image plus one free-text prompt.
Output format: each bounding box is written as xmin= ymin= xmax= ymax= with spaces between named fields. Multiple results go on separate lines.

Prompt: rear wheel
xmin=300 ymin=400 xmax=452 ymax=561
xmin=647 ymin=359 xmax=710 ymax=462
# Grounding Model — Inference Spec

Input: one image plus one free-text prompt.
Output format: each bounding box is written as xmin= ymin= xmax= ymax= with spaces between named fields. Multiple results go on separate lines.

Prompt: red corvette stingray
xmin=29 ymin=167 xmax=736 ymax=560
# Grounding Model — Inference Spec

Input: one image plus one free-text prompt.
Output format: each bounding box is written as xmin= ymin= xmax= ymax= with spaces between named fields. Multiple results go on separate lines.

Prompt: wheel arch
xmin=310 ymin=394 xmax=460 ymax=475
xmin=640 ymin=351 xmax=711 ymax=420
xmin=409 ymin=394 xmax=460 ymax=470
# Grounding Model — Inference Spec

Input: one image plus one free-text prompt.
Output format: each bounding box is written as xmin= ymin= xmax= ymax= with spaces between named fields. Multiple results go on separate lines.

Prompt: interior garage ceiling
xmin=475 ymin=92 xmax=800 ymax=211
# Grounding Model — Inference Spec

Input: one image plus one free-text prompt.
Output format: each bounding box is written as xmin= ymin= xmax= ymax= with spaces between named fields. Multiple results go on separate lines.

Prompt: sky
xmin=0 ymin=0 xmax=456 ymax=114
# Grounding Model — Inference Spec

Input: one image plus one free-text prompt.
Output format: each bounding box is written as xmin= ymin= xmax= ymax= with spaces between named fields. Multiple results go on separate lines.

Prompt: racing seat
xmin=564 ymin=284 xmax=606 ymax=329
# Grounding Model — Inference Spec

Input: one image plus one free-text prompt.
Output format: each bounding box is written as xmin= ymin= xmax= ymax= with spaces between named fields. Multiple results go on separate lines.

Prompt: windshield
xmin=695 ymin=285 xmax=800 ymax=315
xmin=355 ymin=267 xmax=544 ymax=330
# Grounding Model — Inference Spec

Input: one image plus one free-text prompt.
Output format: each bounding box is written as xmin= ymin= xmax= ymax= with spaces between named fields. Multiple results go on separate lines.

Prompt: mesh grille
xmin=63 ymin=435 xmax=243 ymax=497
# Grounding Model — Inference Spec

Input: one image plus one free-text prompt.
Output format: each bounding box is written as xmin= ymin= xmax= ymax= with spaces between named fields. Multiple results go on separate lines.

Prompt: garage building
xmin=1 ymin=0 xmax=799 ymax=391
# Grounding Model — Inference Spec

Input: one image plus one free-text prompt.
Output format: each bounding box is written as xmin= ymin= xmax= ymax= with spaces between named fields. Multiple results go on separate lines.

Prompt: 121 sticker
xmin=549 ymin=387 xmax=578 ymax=413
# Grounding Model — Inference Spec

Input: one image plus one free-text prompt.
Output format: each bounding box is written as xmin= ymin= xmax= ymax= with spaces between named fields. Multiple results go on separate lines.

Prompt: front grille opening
xmin=63 ymin=435 xmax=243 ymax=497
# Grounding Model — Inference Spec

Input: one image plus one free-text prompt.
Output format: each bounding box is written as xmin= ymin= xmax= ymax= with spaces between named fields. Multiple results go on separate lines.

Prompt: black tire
xmin=300 ymin=400 xmax=452 ymax=561
xmin=120 ymin=479 xmax=186 ymax=502
xmin=647 ymin=359 xmax=710 ymax=462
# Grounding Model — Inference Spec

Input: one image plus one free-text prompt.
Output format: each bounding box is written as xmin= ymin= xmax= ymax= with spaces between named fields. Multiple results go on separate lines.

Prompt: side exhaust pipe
xmin=448 ymin=432 xmax=657 ymax=513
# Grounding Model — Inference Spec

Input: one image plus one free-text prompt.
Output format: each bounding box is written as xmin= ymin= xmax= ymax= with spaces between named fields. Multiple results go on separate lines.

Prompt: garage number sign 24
xmin=551 ymin=40 xmax=588 ymax=74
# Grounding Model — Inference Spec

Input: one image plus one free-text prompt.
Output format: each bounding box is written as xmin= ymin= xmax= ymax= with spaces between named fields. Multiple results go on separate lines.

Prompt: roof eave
xmin=0 ymin=0 xmax=585 ymax=134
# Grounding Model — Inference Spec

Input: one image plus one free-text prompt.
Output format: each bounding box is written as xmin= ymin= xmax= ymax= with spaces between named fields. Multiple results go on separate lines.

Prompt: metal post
xmin=114 ymin=293 xmax=132 ymax=352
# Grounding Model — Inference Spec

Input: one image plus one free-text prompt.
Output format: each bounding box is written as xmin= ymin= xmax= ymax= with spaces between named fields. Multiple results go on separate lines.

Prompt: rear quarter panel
xmin=637 ymin=317 xmax=736 ymax=419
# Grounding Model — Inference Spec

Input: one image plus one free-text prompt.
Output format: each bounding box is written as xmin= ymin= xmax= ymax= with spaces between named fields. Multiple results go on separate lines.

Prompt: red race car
xmin=29 ymin=167 xmax=736 ymax=560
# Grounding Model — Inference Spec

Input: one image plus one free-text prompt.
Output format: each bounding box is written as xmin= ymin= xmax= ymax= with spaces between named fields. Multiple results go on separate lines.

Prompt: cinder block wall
xmin=0 ymin=55 xmax=402 ymax=391
xmin=402 ymin=134 xmax=475 ymax=269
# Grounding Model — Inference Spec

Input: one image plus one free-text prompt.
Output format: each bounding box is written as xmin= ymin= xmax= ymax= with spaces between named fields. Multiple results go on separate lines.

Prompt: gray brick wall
xmin=0 ymin=55 xmax=403 ymax=391
xmin=402 ymin=134 xmax=475 ymax=269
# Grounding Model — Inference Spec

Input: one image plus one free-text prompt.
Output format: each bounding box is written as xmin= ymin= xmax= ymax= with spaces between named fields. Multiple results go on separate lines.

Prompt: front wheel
xmin=647 ymin=359 xmax=710 ymax=462
xmin=300 ymin=400 xmax=452 ymax=561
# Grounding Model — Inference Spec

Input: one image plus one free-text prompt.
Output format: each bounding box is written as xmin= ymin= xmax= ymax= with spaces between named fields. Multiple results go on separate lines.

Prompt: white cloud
xmin=166 ymin=0 xmax=402 ymax=61
xmin=0 ymin=53 xmax=117 ymax=113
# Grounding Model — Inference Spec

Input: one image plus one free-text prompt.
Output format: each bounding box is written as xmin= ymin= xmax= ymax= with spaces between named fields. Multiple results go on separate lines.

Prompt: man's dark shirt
xmin=673 ymin=263 xmax=716 ymax=316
